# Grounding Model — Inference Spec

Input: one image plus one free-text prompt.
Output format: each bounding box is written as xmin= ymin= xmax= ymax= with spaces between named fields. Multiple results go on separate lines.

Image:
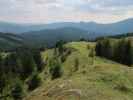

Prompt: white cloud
xmin=0 ymin=0 xmax=133 ymax=23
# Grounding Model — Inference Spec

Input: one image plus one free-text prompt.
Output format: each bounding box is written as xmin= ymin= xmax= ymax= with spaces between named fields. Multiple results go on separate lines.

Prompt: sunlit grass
xmin=26 ymin=41 xmax=133 ymax=100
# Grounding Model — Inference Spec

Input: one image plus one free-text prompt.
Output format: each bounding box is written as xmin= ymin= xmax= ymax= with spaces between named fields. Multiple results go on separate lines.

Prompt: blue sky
xmin=0 ymin=0 xmax=133 ymax=23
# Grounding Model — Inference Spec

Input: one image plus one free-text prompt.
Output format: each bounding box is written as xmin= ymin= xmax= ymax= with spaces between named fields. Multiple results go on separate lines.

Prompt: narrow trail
xmin=24 ymin=80 xmax=82 ymax=100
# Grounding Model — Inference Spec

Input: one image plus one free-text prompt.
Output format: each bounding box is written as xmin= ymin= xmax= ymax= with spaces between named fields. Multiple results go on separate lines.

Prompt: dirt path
xmin=24 ymin=80 xmax=82 ymax=100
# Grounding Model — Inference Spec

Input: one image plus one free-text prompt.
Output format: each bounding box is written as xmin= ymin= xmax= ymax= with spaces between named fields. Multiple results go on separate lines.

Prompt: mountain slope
xmin=21 ymin=27 xmax=89 ymax=47
xmin=25 ymin=42 xmax=133 ymax=100
xmin=0 ymin=33 xmax=24 ymax=51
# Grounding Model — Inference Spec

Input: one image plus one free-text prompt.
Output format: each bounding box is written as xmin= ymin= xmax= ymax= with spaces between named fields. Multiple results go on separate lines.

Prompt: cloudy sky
xmin=0 ymin=0 xmax=133 ymax=24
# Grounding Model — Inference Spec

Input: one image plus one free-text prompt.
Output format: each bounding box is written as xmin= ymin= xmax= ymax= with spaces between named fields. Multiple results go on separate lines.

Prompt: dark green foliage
xmin=49 ymin=59 xmax=62 ymax=80
xmin=0 ymin=33 xmax=24 ymax=51
xmin=33 ymin=51 xmax=44 ymax=72
xmin=89 ymin=48 xmax=95 ymax=58
xmin=0 ymin=53 xmax=2 ymax=66
xmin=0 ymin=53 xmax=6 ymax=95
xmin=2 ymin=51 xmax=38 ymax=80
xmin=103 ymin=39 xmax=113 ymax=59
xmin=74 ymin=58 xmax=79 ymax=72
xmin=95 ymin=41 xmax=102 ymax=56
xmin=27 ymin=73 xmax=41 ymax=91
xmin=80 ymin=38 xmax=86 ymax=41
xmin=89 ymin=48 xmax=95 ymax=65
xmin=96 ymin=39 xmax=113 ymax=59
xmin=0 ymin=49 xmax=44 ymax=97
xmin=11 ymin=81 xmax=24 ymax=100
xmin=60 ymin=54 xmax=66 ymax=63
xmin=113 ymin=39 xmax=133 ymax=65
xmin=18 ymin=51 xmax=37 ymax=80
xmin=96 ymin=38 xmax=133 ymax=66
xmin=0 ymin=74 xmax=6 ymax=95
xmin=55 ymin=40 xmax=65 ymax=55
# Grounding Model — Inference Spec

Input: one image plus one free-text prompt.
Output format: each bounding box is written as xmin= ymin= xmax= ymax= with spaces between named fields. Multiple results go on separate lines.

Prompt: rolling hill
xmin=21 ymin=27 xmax=89 ymax=47
xmin=24 ymin=41 xmax=133 ymax=100
xmin=0 ymin=32 xmax=25 ymax=51
xmin=1 ymin=18 xmax=133 ymax=50
xmin=20 ymin=18 xmax=133 ymax=44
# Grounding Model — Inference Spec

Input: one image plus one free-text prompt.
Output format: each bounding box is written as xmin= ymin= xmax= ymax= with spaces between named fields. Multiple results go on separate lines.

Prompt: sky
xmin=0 ymin=0 xmax=133 ymax=24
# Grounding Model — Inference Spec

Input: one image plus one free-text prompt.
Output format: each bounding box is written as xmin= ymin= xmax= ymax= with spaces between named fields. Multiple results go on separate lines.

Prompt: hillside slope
xmin=25 ymin=42 xmax=133 ymax=100
xmin=0 ymin=33 xmax=24 ymax=51
xmin=21 ymin=27 xmax=89 ymax=47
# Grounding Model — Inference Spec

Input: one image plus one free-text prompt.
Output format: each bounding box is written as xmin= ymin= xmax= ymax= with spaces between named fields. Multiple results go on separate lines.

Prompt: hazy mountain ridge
xmin=21 ymin=27 xmax=89 ymax=47
xmin=0 ymin=18 xmax=133 ymax=34
xmin=1 ymin=18 xmax=133 ymax=50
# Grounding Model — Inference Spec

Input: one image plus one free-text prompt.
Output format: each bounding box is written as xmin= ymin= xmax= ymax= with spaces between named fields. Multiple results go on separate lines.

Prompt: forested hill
xmin=0 ymin=32 xmax=25 ymax=51
xmin=21 ymin=27 xmax=89 ymax=47
xmin=25 ymin=41 xmax=133 ymax=100
xmin=1 ymin=40 xmax=133 ymax=100
xmin=95 ymin=37 xmax=133 ymax=66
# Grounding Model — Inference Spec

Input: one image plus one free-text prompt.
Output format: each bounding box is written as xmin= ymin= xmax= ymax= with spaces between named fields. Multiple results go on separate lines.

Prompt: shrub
xmin=11 ymin=81 xmax=24 ymax=100
xmin=27 ymin=73 xmax=41 ymax=91
xmin=56 ymin=40 xmax=65 ymax=55
xmin=49 ymin=60 xmax=62 ymax=80
xmin=74 ymin=58 xmax=79 ymax=72
xmin=60 ymin=55 xmax=66 ymax=63
xmin=114 ymin=83 xmax=131 ymax=93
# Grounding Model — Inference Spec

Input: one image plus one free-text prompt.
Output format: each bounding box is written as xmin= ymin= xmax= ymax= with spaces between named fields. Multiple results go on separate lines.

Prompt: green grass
xmin=25 ymin=41 xmax=133 ymax=100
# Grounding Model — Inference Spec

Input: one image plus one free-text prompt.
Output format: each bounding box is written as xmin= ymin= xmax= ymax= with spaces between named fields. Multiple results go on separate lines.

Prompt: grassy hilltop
xmin=25 ymin=42 xmax=133 ymax=100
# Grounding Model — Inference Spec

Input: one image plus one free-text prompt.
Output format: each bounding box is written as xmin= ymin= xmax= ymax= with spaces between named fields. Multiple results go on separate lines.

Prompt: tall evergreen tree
xmin=27 ymin=73 xmax=41 ymax=91
xmin=49 ymin=59 xmax=62 ymax=80
xmin=20 ymin=52 xmax=37 ymax=80
xmin=55 ymin=40 xmax=65 ymax=55
xmin=33 ymin=51 xmax=44 ymax=72
xmin=95 ymin=40 xmax=102 ymax=56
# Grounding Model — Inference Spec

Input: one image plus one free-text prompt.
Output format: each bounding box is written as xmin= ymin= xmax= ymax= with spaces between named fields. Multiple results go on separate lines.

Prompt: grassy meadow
xmin=25 ymin=41 xmax=133 ymax=100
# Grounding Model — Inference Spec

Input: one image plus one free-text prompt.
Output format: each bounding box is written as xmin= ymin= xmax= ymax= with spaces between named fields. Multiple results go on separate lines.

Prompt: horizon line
xmin=0 ymin=17 xmax=133 ymax=25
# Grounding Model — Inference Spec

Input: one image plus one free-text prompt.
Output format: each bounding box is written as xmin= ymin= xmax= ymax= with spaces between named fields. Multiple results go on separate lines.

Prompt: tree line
xmin=0 ymin=49 xmax=44 ymax=100
xmin=95 ymin=38 xmax=133 ymax=66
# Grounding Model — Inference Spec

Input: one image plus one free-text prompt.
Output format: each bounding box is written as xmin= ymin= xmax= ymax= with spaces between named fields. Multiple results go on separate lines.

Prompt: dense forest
xmin=0 ymin=40 xmax=66 ymax=100
xmin=95 ymin=38 xmax=133 ymax=66
xmin=0 ymin=49 xmax=44 ymax=100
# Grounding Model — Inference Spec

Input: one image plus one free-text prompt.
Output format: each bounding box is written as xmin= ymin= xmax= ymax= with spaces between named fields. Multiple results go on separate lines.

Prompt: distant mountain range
xmin=1 ymin=18 xmax=133 ymax=50
xmin=0 ymin=18 xmax=133 ymax=34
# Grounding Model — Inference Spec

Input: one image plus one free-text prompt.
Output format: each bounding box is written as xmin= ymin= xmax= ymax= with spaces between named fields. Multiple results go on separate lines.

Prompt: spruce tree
xmin=27 ymin=73 xmax=41 ymax=91
xmin=49 ymin=59 xmax=62 ymax=80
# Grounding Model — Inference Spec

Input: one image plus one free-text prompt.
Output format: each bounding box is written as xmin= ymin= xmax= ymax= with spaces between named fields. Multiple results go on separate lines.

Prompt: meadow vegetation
xmin=1 ymin=39 xmax=133 ymax=100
